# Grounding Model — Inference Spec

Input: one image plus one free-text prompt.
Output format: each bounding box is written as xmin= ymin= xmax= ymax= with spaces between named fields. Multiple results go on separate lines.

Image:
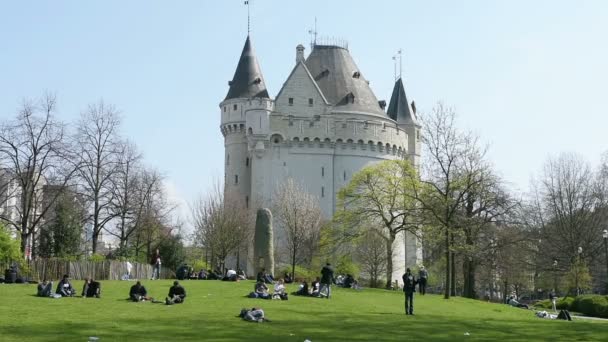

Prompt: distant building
xmin=220 ymin=35 xmax=422 ymax=282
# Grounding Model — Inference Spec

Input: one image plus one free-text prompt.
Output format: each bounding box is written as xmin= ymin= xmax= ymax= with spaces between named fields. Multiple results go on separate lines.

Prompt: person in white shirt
xmin=273 ymin=279 xmax=288 ymax=300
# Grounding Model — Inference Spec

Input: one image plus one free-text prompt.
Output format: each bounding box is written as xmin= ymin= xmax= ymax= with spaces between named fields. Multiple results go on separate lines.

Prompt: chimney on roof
xmin=296 ymin=44 xmax=305 ymax=63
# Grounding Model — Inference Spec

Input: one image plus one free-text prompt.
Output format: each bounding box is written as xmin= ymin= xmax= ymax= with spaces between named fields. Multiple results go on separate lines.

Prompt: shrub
xmin=280 ymin=265 xmax=317 ymax=282
xmin=534 ymin=299 xmax=552 ymax=309
xmin=557 ymin=297 xmax=574 ymax=310
xmin=571 ymin=295 xmax=608 ymax=318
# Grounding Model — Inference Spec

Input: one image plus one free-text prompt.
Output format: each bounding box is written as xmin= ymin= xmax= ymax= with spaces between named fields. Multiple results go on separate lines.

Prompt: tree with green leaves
xmin=0 ymin=223 xmax=22 ymax=263
xmin=38 ymin=191 xmax=85 ymax=258
xmin=335 ymin=159 xmax=421 ymax=289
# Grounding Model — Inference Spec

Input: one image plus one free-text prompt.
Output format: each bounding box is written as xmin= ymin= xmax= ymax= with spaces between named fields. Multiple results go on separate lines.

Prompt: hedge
xmin=571 ymin=295 xmax=608 ymax=318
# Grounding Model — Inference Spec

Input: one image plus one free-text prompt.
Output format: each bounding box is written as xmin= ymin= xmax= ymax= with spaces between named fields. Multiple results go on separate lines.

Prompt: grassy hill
xmin=1 ymin=280 xmax=607 ymax=341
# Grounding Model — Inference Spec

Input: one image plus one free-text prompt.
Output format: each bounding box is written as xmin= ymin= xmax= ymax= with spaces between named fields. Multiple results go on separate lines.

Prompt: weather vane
xmin=308 ymin=17 xmax=318 ymax=49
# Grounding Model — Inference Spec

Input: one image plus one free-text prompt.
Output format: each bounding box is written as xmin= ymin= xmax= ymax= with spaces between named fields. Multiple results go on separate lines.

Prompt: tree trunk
xmin=385 ymin=234 xmax=395 ymax=289
xmin=444 ymin=227 xmax=451 ymax=299
xmin=20 ymin=232 xmax=28 ymax=257
xmin=450 ymin=249 xmax=456 ymax=296
xmin=463 ymin=258 xmax=477 ymax=298
xmin=292 ymin=247 xmax=297 ymax=282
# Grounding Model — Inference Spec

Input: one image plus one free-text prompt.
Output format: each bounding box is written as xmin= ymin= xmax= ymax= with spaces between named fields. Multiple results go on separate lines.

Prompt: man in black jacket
xmin=403 ymin=268 xmax=417 ymax=315
xmin=81 ymin=278 xmax=101 ymax=298
xmin=166 ymin=281 xmax=186 ymax=305
xmin=320 ymin=263 xmax=335 ymax=299
xmin=56 ymin=274 xmax=75 ymax=297
xmin=129 ymin=281 xmax=149 ymax=302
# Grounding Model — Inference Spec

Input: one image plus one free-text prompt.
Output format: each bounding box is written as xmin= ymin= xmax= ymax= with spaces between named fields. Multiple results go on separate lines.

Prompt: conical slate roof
xmin=387 ymin=78 xmax=416 ymax=124
xmin=304 ymin=45 xmax=385 ymax=116
xmin=224 ymin=36 xmax=269 ymax=100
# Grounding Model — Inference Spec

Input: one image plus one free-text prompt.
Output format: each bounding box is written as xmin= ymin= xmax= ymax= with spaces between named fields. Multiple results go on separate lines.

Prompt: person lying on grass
xmin=507 ymin=296 xmax=529 ymax=309
xmin=165 ymin=281 xmax=186 ymax=305
xmin=56 ymin=274 xmax=76 ymax=297
xmin=238 ymin=307 xmax=271 ymax=323
xmin=129 ymin=281 xmax=152 ymax=302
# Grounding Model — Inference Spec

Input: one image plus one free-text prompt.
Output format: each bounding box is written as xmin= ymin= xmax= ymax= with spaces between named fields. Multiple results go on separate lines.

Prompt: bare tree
xmin=356 ymin=230 xmax=388 ymax=288
xmin=107 ymin=141 xmax=142 ymax=252
xmin=274 ymin=178 xmax=323 ymax=279
xmin=0 ymin=94 xmax=77 ymax=256
xmin=75 ymin=101 xmax=121 ymax=253
xmin=335 ymin=159 xmax=420 ymax=289
xmin=418 ymin=103 xmax=486 ymax=299
xmin=191 ymin=183 xmax=248 ymax=272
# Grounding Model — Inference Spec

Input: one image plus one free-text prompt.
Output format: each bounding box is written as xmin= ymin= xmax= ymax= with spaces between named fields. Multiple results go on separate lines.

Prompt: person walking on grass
xmin=549 ymin=289 xmax=558 ymax=312
xmin=418 ymin=266 xmax=428 ymax=295
xmin=320 ymin=262 xmax=335 ymax=299
xmin=403 ymin=268 xmax=418 ymax=315
xmin=151 ymin=249 xmax=162 ymax=280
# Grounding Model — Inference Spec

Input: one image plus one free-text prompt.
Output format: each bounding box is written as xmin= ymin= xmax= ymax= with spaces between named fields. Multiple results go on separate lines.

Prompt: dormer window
xmin=346 ymin=92 xmax=355 ymax=104
xmin=352 ymin=71 xmax=361 ymax=78
xmin=253 ymin=77 xmax=262 ymax=84
xmin=288 ymin=98 xmax=294 ymax=106
xmin=308 ymin=98 xmax=313 ymax=106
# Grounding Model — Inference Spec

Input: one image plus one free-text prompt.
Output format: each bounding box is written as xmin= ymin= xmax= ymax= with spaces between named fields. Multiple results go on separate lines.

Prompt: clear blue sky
xmin=1 ymin=1 xmax=607 ymax=230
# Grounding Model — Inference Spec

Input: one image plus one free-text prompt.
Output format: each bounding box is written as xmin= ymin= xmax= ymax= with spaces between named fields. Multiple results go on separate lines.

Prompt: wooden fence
xmin=2 ymin=259 xmax=173 ymax=281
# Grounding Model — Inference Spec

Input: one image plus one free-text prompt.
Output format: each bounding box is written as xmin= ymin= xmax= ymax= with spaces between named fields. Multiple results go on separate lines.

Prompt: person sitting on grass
xmin=507 ymin=296 xmax=529 ymax=309
xmin=253 ymin=281 xmax=271 ymax=299
xmin=37 ymin=279 xmax=53 ymax=297
xmin=207 ymin=269 xmax=219 ymax=280
xmin=129 ymin=281 xmax=150 ymax=302
xmin=224 ymin=269 xmax=237 ymax=281
xmin=284 ymin=272 xmax=293 ymax=284
xmin=238 ymin=307 xmax=271 ymax=323
xmin=272 ymin=279 xmax=288 ymax=300
xmin=198 ymin=269 xmax=207 ymax=280
xmin=165 ymin=281 xmax=187 ymax=305
xmin=56 ymin=274 xmax=75 ymax=297
xmin=293 ymin=280 xmax=309 ymax=296
xmin=81 ymin=278 xmax=101 ymax=298
xmin=311 ymin=277 xmax=321 ymax=297
xmin=237 ymin=269 xmax=247 ymax=280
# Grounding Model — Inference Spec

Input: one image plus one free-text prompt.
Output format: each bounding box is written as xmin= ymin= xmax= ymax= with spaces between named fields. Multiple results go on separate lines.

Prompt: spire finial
xmin=245 ymin=0 xmax=251 ymax=34
xmin=392 ymin=49 xmax=403 ymax=81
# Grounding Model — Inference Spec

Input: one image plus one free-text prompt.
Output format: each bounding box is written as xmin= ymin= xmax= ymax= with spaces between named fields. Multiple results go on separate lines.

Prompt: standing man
xmin=320 ymin=262 xmax=334 ymax=299
xmin=403 ymin=268 xmax=417 ymax=315
xmin=418 ymin=266 xmax=428 ymax=295
xmin=151 ymin=249 xmax=161 ymax=280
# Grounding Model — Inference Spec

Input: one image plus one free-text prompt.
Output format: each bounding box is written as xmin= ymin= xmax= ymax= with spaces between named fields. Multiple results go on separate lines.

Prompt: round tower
xmin=220 ymin=35 xmax=270 ymax=272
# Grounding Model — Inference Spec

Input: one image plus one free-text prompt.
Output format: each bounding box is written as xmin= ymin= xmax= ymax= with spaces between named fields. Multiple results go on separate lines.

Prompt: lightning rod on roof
xmin=308 ymin=17 xmax=318 ymax=50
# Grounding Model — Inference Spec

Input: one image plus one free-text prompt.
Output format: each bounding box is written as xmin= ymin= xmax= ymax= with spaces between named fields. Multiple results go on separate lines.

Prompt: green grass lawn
xmin=1 ymin=280 xmax=607 ymax=341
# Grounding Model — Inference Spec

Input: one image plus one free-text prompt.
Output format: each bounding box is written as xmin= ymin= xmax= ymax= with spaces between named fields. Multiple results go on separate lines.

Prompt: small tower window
xmin=233 ymin=104 xmax=237 ymax=111
xmin=321 ymin=186 xmax=325 ymax=198
xmin=321 ymin=167 xmax=325 ymax=177
xmin=246 ymin=157 xmax=249 ymax=167
xmin=226 ymin=154 xmax=230 ymax=165
xmin=223 ymin=106 xmax=226 ymax=112
xmin=417 ymin=130 xmax=421 ymax=141
xmin=308 ymin=98 xmax=313 ymax=106
xmin=288 ymin=98 xmax=294 ymax=106
xmin=234 ymin=175 xmax=238 ymax=184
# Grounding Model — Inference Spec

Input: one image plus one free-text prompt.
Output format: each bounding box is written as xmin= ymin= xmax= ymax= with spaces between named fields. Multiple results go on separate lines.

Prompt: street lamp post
xmin=603 ymin=229 xmax=608 ymax=294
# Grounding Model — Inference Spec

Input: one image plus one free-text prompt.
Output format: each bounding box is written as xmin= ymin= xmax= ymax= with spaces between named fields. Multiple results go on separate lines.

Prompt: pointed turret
xmin=225 ymin=36 xmax=269 ymax=100
xmin=387 ymin=78 xmax=416 ymax=124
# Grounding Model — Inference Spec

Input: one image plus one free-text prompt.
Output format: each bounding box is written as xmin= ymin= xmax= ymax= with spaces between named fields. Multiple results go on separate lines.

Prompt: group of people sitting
xmin=37 ymin=274 xmax=101 ymax=299
xmin=249 ymin=279 xmax=288 ymax=300
xmin=129 ymin=280 xmax=187 ymax=305
xmin=335 ymin=274 xmax=360 ymax=289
